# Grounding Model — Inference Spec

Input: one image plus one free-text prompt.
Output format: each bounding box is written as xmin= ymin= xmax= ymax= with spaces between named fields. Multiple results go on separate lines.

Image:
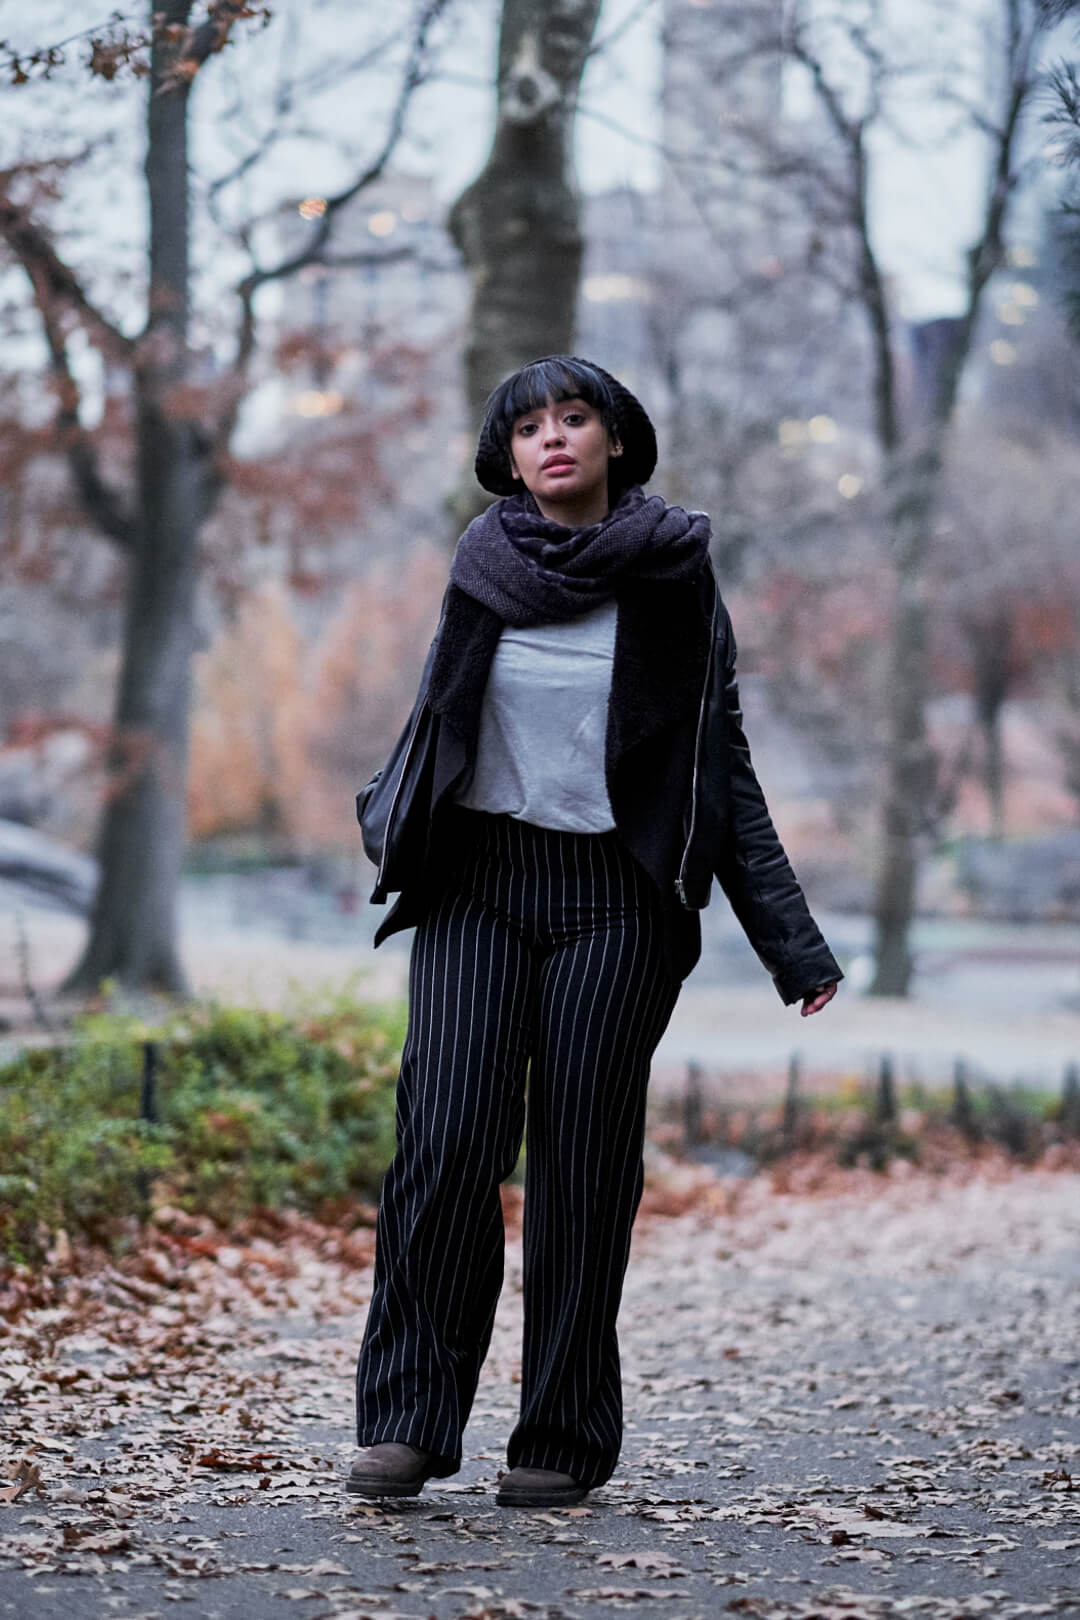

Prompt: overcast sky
xmin=0 ymin=0 xmax=1067 ymax=328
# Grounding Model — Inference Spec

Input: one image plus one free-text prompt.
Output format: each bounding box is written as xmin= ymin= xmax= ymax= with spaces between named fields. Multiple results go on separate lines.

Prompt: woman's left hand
xmin=800 ymin=981 xmax=838 ymax=1017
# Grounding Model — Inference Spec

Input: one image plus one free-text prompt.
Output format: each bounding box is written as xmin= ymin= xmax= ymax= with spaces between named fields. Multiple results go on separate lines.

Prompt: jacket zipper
xmin=675 ymin=588 xmax=720 ymax=907
xmin=374 ymin=705 xmax=427 ymax=896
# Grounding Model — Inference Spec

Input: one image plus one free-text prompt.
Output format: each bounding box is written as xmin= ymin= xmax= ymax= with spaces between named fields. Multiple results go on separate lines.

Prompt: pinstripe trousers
xmin=355 ymin=809 xmax=681 ymax=1489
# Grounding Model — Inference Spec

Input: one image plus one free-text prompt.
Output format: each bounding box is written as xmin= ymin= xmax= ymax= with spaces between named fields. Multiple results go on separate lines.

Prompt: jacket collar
xmin=427 ymin=584 xmax=503 ymax=739
xmin=606 ymin=577 xmax=709 ymax=765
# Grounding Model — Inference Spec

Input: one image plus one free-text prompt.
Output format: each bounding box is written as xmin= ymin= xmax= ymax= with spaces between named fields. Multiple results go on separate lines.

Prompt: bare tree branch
xmin=587 ymin=0 xmax=660 ymax=59
xmin=216 ymin=0 xmax=453 ymax=442
xmin=0 ymin=3 xmax=280 ymax=86
xmin=936 ymin=85 xmax=1010 ymax=140
xmin=934 ymin=0 xmax=1038 ymax=427
xmin=0 ymin=192 xmax=135 ymax=361
xmin=735 ymin=20 xmax=901 ymax=448
xmin=27 ymin=268 xmax=139 ymax=550
xmin=787 ymin=31 xmax=859 ymax=143
xmin=1047 ymin=58 xmax=1080 ymax=133
xmin=316 ymin=247 xmax=417 ymax=271
xmin=203 ymin=21 xmax=407 ymax=212
xmin=242 ymin=0 xmax=451 ymax=289
xmin=179 ymin=1 xmax=271 ymax=78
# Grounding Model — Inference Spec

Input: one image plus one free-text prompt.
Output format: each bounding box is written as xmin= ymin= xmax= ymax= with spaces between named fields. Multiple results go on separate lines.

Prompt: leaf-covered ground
xmin=2 ymin=1156 xmax=1079 ymax=1620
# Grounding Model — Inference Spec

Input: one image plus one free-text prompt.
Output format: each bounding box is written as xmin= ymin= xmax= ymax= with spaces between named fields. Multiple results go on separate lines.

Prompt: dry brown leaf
xmin=596 ymin=1549 xmax=688 ymax=1576
xmin=0 ymin=1457 xmax=43 ymax=1503
xmin=569 ymin=1588 xmax=683 ymax=1603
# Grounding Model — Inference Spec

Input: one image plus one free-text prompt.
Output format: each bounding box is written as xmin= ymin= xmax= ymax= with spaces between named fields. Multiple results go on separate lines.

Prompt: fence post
xmin=684 ymin=1060 xmax=703 ymax=1152
xmin=987 ymin=1083 xmax=1029 ymax=1157
xmin=136 ymin=1040 xmax=159 ymax=1218
xmin=1063 ymin=1063 xmax=1080 ymax=1137
xmin=141 ymin=1040 xmax=159 ymax=1124
xmin=875 ymin=1053 xmax=897 ymax=1125
xmin=783 ymin=1052 xmax=801 ymax=1152
xmin=951 ymin=1057 xmax=978 ymax=1142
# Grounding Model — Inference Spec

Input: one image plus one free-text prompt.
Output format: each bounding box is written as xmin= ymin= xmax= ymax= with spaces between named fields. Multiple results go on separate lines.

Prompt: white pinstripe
xmin=355 ymin=810 xmax=679 ymax=1487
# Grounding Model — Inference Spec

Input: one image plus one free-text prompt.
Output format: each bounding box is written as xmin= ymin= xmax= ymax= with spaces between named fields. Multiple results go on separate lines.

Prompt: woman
xmin=348 ymin=356 xmax=840 ymax=1509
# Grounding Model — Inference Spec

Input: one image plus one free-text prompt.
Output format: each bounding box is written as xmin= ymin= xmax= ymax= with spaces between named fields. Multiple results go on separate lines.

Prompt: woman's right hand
xmin=800 ymin=982 xmax=838 ymax=1017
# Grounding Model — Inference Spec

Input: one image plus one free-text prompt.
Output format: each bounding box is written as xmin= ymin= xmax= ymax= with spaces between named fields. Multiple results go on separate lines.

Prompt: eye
xmin=516 ymin=421 xmax=538 ymax=436
xmin=563 ymin=411 xmax=585 ymax=426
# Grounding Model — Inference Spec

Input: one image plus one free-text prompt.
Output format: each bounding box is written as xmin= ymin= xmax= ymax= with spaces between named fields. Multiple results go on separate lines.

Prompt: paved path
xmin=2 ymin=1164 xmax=1078 ymax=1619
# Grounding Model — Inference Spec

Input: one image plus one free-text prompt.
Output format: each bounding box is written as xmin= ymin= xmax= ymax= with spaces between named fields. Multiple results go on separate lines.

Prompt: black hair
xmin=485 ymin=356 xmax=619 ymax=448
xmin=473 ymin=355 xmax=657 ymax=499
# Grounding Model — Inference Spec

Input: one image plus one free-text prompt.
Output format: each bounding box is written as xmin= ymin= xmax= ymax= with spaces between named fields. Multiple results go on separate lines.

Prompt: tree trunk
xmin=858 ymin=0 xmax=1037 ymax=996
xmin=980 ymin=704 xmax=1006 ymax=842
xmin=447 ymin=0 xmax=603 ymax=530
xmin=969 ymin=611 xmax=1011 ymax=841
xmin=869 ymin=452 xmax=938 ymax=997
xmin=65 ymin=1 xmax=200 ymax=994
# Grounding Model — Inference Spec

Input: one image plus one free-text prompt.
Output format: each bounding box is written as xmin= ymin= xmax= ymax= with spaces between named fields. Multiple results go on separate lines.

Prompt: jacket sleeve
xmin=712 ymin=604 xmax=843 ymax=1005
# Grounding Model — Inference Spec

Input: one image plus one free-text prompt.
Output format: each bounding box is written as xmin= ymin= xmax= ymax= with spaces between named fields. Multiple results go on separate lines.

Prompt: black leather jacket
xmin=358 ymin=567 xmax=842 ymax=1002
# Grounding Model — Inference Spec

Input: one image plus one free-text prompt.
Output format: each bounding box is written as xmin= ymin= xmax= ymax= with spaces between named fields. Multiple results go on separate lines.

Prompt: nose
xmin=542 ymin=417 xmax=565 ymax=445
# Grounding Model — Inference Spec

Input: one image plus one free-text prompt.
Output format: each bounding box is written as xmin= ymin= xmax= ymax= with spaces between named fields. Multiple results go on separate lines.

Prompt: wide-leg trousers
xmin=354 ymin=809 xmax=681 ymax=1488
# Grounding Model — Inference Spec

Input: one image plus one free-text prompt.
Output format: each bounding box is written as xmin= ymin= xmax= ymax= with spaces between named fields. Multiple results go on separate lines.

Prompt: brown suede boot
xmin=346 ymin=1442 xmax=436 ymax=1498
xmin=495 ymin=1466 xmax=588 ymax=1508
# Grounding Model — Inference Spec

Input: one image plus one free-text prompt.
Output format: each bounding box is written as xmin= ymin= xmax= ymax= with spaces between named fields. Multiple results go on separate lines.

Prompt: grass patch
xmin=0 ymin=995 xmax=404 ymax=1262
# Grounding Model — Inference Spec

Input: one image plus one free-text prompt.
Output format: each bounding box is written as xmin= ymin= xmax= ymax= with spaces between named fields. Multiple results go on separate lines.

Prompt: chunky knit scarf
xmin=449 ymin=485 xmax=711 ymax=627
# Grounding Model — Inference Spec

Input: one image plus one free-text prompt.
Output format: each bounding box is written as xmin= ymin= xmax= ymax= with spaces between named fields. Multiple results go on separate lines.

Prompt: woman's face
xmin=508 ymin=395 xmax=622 ymax=523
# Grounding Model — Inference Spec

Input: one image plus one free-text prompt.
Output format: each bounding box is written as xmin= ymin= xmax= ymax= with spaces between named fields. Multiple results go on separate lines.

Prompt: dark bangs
xmin=486 ymin=357 xmax=617 ymax=448
xmin=474 ymin=354 xmax=656 ymax=497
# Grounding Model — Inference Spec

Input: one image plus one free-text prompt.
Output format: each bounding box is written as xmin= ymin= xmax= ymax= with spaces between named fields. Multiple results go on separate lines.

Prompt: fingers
xmin=800 ymin=981 xmax=838 ymax=1017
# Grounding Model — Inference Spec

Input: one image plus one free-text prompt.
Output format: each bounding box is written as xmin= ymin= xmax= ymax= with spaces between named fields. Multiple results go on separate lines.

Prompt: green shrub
xmin=0 ymin=994 xmax=404 ymax=1260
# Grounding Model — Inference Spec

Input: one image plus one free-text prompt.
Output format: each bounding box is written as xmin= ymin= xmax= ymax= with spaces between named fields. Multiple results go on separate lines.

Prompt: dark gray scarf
xmin=449 ymin=485 xmax=711 ymax=626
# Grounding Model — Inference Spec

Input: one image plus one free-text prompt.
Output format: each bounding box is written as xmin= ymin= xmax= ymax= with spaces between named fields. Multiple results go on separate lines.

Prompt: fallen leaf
xmin=596 ymin=1549 xmax=687 ymax=1577
xmin=0 ymin=1458 xmax=43 ymax=1503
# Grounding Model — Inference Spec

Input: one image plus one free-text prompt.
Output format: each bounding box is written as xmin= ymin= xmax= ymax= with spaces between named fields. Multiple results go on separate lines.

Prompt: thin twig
xmin=586 ymin=0 xmax=660 ymax=59
xmin=220 ymin=0 xmax=453 ymax=437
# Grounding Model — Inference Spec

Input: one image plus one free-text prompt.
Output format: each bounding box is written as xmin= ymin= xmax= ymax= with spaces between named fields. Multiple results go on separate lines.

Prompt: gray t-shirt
xmin=454 ymin=599 xmax=617 ymax=833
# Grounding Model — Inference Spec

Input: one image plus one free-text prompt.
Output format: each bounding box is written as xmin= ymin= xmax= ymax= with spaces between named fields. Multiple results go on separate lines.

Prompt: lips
xmin=541 ymin=456 xmax=575 ymax=471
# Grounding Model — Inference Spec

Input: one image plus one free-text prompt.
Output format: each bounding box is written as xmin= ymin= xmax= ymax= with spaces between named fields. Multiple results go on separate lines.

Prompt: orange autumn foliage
xmin=304 ymin=546 xmax=446 ymax=846
xmin=188 ymin=583 xmax=308 ymax=842
xmin=187 ymin=549 xmax=446 ymax=850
